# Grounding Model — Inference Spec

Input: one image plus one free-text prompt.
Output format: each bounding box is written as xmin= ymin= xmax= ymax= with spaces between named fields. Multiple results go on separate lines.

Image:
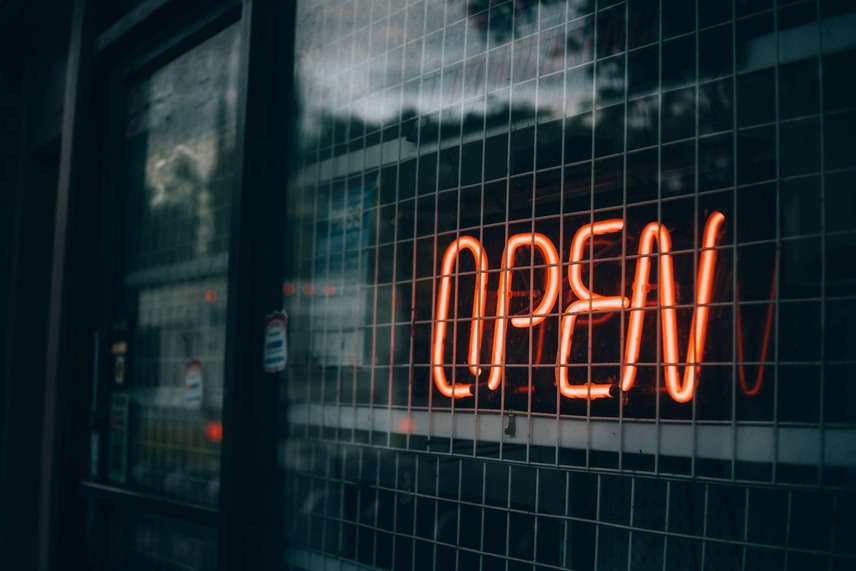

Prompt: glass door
xmin=90 ymin=18 xmax=242 ymax=571
xmin=108 ymin=22 xmax=240 ymax=505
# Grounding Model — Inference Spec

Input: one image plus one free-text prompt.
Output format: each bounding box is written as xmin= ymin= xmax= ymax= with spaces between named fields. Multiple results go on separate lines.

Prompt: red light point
xmin=204 ymin=421 xmax=223 ymax=444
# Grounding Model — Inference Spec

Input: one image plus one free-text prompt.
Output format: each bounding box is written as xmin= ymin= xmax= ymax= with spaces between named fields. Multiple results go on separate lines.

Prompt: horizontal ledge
xmin=79 ymin=481 xmax=218 ymax=527
xmin=288 ymin=404 xmax=856 ymax=468
xmin=94 ymin=0 xmax=174 ymax=53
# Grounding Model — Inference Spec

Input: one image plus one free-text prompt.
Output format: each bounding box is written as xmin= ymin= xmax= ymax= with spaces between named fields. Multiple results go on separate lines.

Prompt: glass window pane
xmin=282 ymin=1 xmax=856 ymax=568
xmin=108 ymin=24 xmax=241 ymax=507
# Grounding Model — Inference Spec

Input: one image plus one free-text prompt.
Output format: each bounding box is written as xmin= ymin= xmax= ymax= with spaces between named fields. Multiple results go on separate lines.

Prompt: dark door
xmin=80 ymin=11 xmax=244 ymax=571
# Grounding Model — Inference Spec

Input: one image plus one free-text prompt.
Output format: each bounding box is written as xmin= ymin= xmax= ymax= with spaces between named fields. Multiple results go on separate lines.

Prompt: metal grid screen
xmin=283 ymin=0 xmax=856 ymax=569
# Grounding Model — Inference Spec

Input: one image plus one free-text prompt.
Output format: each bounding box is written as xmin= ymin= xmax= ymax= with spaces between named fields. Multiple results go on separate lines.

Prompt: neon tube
xmin=557 ymin=298 xmax=628 ymax=398
xmin=578 ymin=312 xmax=616 ymax=326
xmin=568 ymin=219 xmax=625 ymax=300
xmin=736 ymin=264 xmax=777 ymax=397
xmin=431 ymin=236 xmax=489 ymax=398
xmin=679 ymin=211 xmax=726 ymax=402
xmin=486 ymin=233 xmax=561 ymax=391
xmin=557 ymin=221 xmax=629 ymax=398
xmin=433 ymin=214 xmax=727 ymax=402
xmin=535 ymin=318 xmax=547 ymax=364
xmin=508 ymin=234 xmax=561 ymax=328
xmin=620 ymin=212 xmax=726 ymax=402
xmin=620 ymin=222 xmax=670 ymax=393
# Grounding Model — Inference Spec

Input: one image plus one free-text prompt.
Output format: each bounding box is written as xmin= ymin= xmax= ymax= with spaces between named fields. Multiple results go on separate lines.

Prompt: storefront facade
xmin=1 ymin=0 xmax=854 ymax=569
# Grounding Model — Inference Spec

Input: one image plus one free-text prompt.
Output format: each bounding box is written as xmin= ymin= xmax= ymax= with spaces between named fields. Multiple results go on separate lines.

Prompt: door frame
xmin=46 ymin=0 xmax=292 ymax=569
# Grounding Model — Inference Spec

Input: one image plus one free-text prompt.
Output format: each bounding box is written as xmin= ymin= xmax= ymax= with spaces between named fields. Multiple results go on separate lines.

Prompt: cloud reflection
xmin=296 ymin=1 xmax=594 ymax=145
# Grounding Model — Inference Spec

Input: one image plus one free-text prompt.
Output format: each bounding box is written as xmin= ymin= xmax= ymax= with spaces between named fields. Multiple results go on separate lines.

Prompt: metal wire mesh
xmin=284 ymin=0 xmax=856 ymax=568
xmin=282 ymin=441 xmax=856 ymax=570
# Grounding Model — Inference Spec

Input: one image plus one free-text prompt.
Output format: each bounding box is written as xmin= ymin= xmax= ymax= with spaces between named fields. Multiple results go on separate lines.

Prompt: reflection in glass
xmin=110 ymin=24 xmax=241 ymax=506
xmin=284 ymin=1 xmax=856 ymax=567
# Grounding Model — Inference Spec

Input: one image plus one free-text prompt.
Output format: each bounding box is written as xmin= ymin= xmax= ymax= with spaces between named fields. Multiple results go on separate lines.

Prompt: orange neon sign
xmin=431 ymin=212 xmax=728 ymax=403
xmin=431 ymin=234 xmax=560 ymax=397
